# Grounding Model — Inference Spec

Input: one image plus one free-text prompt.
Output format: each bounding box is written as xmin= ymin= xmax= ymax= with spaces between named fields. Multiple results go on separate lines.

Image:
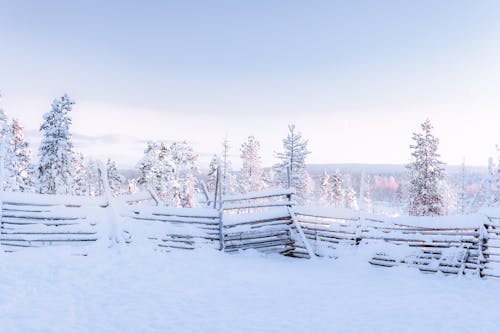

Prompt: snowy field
xmin=1 ymin=246 xmax=499 ymax=333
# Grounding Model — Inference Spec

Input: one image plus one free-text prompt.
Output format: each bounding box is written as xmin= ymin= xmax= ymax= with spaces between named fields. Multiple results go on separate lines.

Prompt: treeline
xmin=0 ymin=94 xmax=498 ymax=215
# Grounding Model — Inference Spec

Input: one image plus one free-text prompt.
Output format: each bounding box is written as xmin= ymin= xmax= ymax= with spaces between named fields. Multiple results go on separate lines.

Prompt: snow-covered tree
xmin=395 ymin=176 xmax=410 ymax=214
xmin=458 ymin=160 xmax=467 ymax=214
xmin=0 ymin=93 xmax=8 ymax=140
xmin=440 ymin=180 xmax=458 ymax=215
xmin=220 ymin=137 xmax=237 ymax=195
xmin=85 ymin=159 xmax=102 ymax=196
xmin=137 ymin=141 xmax=198 ymax=207
xmin=330 ymin=169 xmax=344 ymax=208
xmin=206 ymin=155 xmax=219 ymax=193
xmin=107 ymin=158 xmax=123 ymax=197
xmin=319 ymin=170 xmax=330 ymax=205
xmin=3 ymin=119 xmax=35 ymax=192
xmin=262 ymin=168 xmax=275 ymax=189
xmin=273 ymin=124 xmax=311 ymax=200
xmin=240 ymin=136 xmax=263 ymax=193
xmin=128 ymin=178 xmax=137 ymax=194
xmin=344 ymin=176 xmax=359 ymax=210
xmin=72 ymin=152 xmax=87 ymax=196
xmin=407 ymin=118 xmax=445 ymax=216
xmin=170 ymin=141 xmax=199 ymax=207
xmin=138 ymin=141 xmax=174 ymax=203
xmin=358 ymin=172 xmax=373 ymax=213
xmin=37 ymin=94 xmax=75 ymax=194
xmin=495 ymin=146 xmax=500 ymax=205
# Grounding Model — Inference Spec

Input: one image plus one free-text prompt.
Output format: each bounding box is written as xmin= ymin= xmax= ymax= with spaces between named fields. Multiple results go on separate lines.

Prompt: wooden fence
xmin=1 ymin=185 xmax=499 ymax=279
xmin=120 ymin=188 xmax=314 ymax=258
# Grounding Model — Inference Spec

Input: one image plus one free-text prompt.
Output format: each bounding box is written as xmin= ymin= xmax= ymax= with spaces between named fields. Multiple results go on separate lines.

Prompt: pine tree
xmin=302 ymin=170 xmax=315 ymax=204
xmin=220 ymin=137 xmax=237 ymax=195
xmin=240 ymin=136 xmax=263 ymax=193
xmin=107 ymin=158 xmax=123 ymax=197
xmin=0 ymin=94 xmax=10 ymax=189
xmin=395 ymin=180 xmax=404 ymax=207
xmin=137 ymin=141 xmax=198 ymax=207
xmin=458 ymin=160 xmax=467 ymax=214
xmin=440 ymin=180 xmax=458 ymax=215
xmin=492 ymin=146 xmax=500 ymax=206
xmin=344 ymin=176 xmax=359 ymax=210
xmin=37 ymin=94 xmax=75 ymax=194
xmin=4 ymin=119 xmax=35 ymax=192
xmin=169 ymin=141 xmax=199 ymax=207
xmin=273 ymin=124 xmax=311 ymax=200
xmin=358 ymin=172 xmax=373 ymax=213
xmin=262 ymin=168 xmax=275 ymax=189
xmin=206 ymin=154 xmax=219 ymax=193
xmin=137 ymin=141 xmax=174 ymax=202
xmin=0 ymin=92 xmax=7 ymax=136
xmin=128 ymin=178 xmax=137 ymax=194
xmin=407 ymin=118 xmax=445 ymax=216
xmin=330 ymin=169 xmax=344 ymax=208
xmin=72 ymin=152 xmax=87 ymax=196
xmin=319 ymin=170 xmax=330 ymax=205
xmin=85 ymin=159 xmax=102 ymax=196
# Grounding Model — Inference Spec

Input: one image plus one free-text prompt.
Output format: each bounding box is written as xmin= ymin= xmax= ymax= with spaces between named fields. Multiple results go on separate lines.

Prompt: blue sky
xmin=1 ymin=0 xmax=499 ymax=168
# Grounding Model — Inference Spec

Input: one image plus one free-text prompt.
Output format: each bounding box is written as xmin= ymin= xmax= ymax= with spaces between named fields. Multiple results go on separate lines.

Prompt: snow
xmin=1 ymin=191 xmax=107 ymax=206
xmin=0 ymin=246 xmax=499 ymax=333
xmin=387 ymin=213 xmax=488 ymax=229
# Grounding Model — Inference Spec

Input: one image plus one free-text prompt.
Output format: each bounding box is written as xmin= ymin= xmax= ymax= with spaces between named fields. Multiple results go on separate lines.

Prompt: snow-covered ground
xmin=1 ymin=246 xmax=498 ymax=333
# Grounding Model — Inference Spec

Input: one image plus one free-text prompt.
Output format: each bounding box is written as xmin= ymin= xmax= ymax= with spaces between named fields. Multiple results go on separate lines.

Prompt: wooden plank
xmin=129 ymin=216 xmax=220 ymax=226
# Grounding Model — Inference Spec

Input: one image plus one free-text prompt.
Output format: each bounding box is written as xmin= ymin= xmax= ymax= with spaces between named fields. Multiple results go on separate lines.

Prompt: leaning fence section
xmin=294 ymin=206 xmax=495 ymax=277
xmin=220 ymin=188 xmax=312 ymax=258
xmin=482 ymin=208 xmax=500 ymax=278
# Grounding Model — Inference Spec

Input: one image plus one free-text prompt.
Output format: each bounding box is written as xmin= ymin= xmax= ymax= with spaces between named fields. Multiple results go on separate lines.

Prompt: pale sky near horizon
xmin=1 ymin=0 xmax=499 ymax=169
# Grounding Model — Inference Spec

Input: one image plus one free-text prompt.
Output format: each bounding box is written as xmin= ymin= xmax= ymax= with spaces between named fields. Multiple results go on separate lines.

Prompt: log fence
xmin=0 ymin=184 xmax=499 ymax=280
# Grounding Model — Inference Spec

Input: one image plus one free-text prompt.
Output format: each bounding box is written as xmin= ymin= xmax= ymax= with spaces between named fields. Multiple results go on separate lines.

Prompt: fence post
xmin=0 ymin=137 xmax=4 ymax=252
xmin=97 ymin=160 xmax=122 ymax=247
xmin=216 ymin=167 xmax=225 ymax=251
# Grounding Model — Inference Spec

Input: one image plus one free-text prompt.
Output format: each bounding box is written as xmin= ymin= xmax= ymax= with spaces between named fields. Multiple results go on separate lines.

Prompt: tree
xmin=0 ymin=94 xmax=9 ymax=188
xmin=344 ymin=176 xmax=359 ymax=210
xmin=206 ymin=154 xmax=219 ymax=193
xmin=0 ymin=93 xmax=7 ymax=139
xmin=407 ymin=118 xmax=445 ymax=216
xmin=37 ymin=94 xmax=75 ymax=194
xmin=496 ymin=146 xmax=500 ymax=205
xmin=359 ymin=172 xmax=373 ymax=213
xmin=262 ymin=168 xmax=275 ymax=189
xmin=137 ymin=141 xmax=199 ymax=207
xmin=240 ymin=136 xmax=263 ymax=193
xmin=319 ymin=170 xmax=330 ymax=205
xmin=3 ymin=119 xmax=35 ymax=192
xmin=72 ymin=152 xmax=87 ymax=196
xmin=137 ymin=141 xmax=175 ymax=203
xmin=458 ymin=160 xmax=467 ymax=214
xmin=85 ymin=159 xmax=102 ymax=196
xmin=330 ymin=169 xmax=344 ymax=208
xmin=107 ymin=158 xmax=123 ymax=197
xmin=220 ymin=137 xmax=237 ymax=195
xmin=169 ymin=141 xmax=199 ymax=207
xmin=273 ymin=124 xmax=311 ymax=200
